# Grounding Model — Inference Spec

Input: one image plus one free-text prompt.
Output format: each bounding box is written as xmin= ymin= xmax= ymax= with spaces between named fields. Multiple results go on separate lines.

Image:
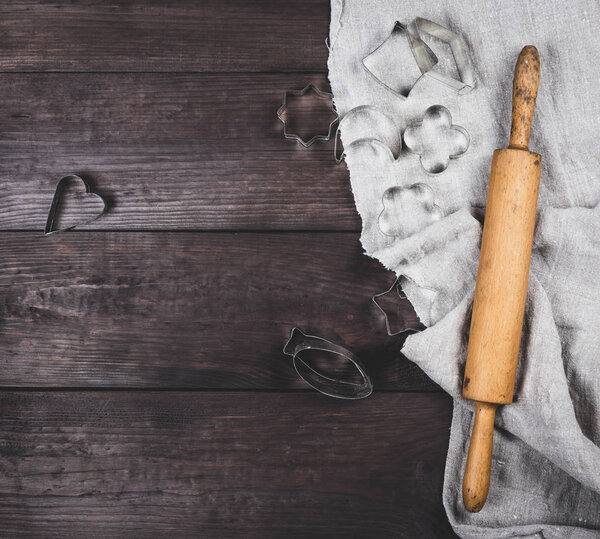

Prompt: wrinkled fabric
xmin=327 ymin=0 xmax=600 ymax=536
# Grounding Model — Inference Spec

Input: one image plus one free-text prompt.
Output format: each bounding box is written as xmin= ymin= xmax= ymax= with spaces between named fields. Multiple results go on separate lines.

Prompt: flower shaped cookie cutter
xmin=378 ymin=183 xmax=443 ymax=238
xmin=403 ymin=105 xmax=470 ymax=174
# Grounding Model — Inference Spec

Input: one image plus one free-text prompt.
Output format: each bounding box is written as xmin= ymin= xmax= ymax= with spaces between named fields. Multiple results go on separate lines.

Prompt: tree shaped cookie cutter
xmin=276 ymin=83 xmax=339 ymax=147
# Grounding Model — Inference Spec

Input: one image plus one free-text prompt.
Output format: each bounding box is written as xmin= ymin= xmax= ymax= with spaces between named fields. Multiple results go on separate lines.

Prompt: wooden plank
xmin=0 ymin=73 xmax=359 ymax=230
xmin=0 ymin=0 xmax=330 ymax=73
xmin=0 ymin=232 xmax=433 ymax=390
xmin=0 ymin=391 xmax=456 ymax=538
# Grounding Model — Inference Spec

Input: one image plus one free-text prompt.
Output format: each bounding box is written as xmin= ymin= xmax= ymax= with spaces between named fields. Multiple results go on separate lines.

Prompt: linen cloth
xmin=327 ymin=1 xmax=600 ymax=536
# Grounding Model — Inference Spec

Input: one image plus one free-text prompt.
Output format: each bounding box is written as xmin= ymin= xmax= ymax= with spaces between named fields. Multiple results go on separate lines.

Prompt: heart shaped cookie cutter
xmin=45 ymin=174 xmax=108 ymax=235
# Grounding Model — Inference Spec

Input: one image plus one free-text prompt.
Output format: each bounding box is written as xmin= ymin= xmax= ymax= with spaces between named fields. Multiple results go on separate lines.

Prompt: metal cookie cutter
xmin=413 ymin=17 xmax=475 ymax=94
xmin=45 ymin=174 xmax=108 ymax=235
xmin=378 ymin=183 xmax=443 ymax=238
xmin=372 ymin=278 xmax=424 ymax=336
xmin=334 ymin=105 xmax=402 ymax=162
xmin=277 ymin=83 xmax=339 ymax=147
xmin=362 ymin=18 xmax=475 ymax=98
xmin=283 ymin=328 xmax=373 ymax=399
xmin=362 ymin=21 xmax=437 ymax=99
xmin=403 ymin=105 xmax=470 ymax=175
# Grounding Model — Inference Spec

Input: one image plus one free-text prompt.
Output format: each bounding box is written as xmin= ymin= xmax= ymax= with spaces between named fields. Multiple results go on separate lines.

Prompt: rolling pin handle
xmin=462 ymin=402 xmax=497 ymax=512
xmin=509 ymin=46 xmax=540 ymax=150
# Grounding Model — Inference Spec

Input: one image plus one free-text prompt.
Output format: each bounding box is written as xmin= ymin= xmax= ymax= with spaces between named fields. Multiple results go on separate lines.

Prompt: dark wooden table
xmin=0 ymin=2 xmax=457 ymax=537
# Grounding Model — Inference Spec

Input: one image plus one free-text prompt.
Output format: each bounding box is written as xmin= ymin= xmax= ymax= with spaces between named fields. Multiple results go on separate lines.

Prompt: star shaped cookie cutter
xmin=372 ymin=278 xmax=424 ymax=336
xmin=276 ymin=83 xmax=339 ymax=147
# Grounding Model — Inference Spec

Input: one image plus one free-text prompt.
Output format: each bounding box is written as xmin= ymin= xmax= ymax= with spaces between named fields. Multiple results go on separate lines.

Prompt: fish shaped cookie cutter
xmin=283 ymin=328 xmax=373 ymax=399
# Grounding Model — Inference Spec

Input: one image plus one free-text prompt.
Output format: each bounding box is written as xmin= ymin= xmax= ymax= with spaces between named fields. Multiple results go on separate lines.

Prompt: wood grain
xmin=0 ymin=391 xmax=455 ymax=538
xmin=462 ymin=47 xmax=542 ymax=513
xmin=0 ymin=0 xmax=330 ymax=72
xmin=0 ymin=73 xmax=359 ymax=230
xmin=509 ymin=46 xmax=540 ymax=150
xmin=0 ymin=232 xmax=431 ymax=390
xmin=0 ymin=2 xmax=455 ymax=534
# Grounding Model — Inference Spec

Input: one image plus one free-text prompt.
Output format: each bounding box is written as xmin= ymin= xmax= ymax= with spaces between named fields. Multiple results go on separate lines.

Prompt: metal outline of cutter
xmin=362 ymin=18 xmax=475 ymax=99
xmin=377 ymin=182 xmax=444 ymax=238
xmin=45 ymin=174 xmax=108 ymax=235
xmin=414 ymin=17 xmax=475 ymax=94
xmin=276 ymin=83 xmax=339 ymax=147
xmin=333 ymin=104 xmax=402 ymax=163
xmin=362 ymin=21 xmax=438 ymax=99
xmin=372 ymin=278 xmax=424 ymax=336
xmin=403 ymin=104 xmax=471 ymax=175
xmin=283 ymin=327 xmax=373 ymax=399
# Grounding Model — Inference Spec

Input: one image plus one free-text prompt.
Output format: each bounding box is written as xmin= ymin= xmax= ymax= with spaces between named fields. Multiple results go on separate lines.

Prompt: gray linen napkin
xmin=327 ymin=0 xmax=600 ymax=536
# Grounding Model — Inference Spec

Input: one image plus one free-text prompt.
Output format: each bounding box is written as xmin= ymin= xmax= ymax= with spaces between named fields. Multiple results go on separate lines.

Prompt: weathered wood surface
xmin=0 ymin=73 xmax=359 ymax=230
xmin=0 ymin=232 xmax=431 ymax=390
xmin=0 ymin=0 xmax=330 ymax=72
xmin=0 ymin=1 xmax=457 ymax=535
xmin=0 ymin=391 xmax=456 ymax=538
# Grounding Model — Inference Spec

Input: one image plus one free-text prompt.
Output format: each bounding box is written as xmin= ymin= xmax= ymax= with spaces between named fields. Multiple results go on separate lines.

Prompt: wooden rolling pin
xmin=462 ymin=46 xmax=541 ymax=512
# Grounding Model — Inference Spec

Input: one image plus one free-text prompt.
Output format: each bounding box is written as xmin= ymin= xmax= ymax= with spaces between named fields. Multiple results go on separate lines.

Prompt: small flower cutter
xmin=362 ymin=17 xmax=475 ymax=99
xmin=45 ymin=174 xmax=108 ymax=235
xmin=276 ymin=83 xmax=339 ymax=147
xmin=283 ymin=327 xmax=373 ymax=399
xmin=378 ymin=183 xmax=443 ymax=238
xmin=403 ymin=105 xmax=470 ymax=175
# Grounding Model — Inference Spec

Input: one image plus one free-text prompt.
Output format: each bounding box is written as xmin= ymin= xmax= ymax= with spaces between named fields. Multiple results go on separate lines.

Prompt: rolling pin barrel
xmin=462 ymin=46 xmax=541 ymax=512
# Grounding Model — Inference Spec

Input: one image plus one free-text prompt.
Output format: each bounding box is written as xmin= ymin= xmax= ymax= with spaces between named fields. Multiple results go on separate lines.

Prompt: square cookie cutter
xmin=362 ymin=17 xmax=475 ymax=99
